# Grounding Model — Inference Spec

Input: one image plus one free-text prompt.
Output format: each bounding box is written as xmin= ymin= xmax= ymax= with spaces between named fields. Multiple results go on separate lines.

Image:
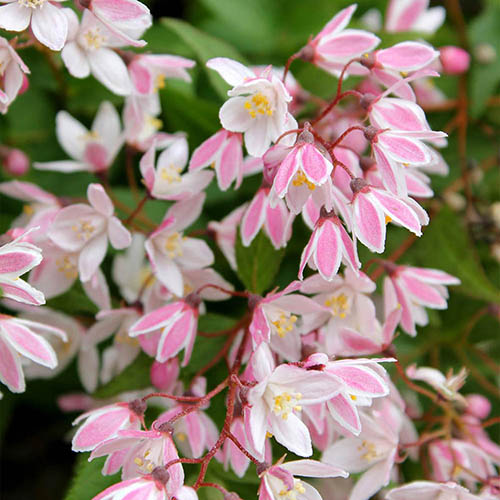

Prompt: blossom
xmin=140 ymin=135 xmax=213 ymax=200
xmin=0 ymin=0 xmax=68 ymax=51
xmin=350 ymin=178 xmax=427 ymax=253
xmin=385 ymin=0 xmax=445 ymax=34
xmin=0 ymin=230 xmax=45 ymax=305
xmin=72 ymin=400 xmax=144 ymax=452
xmin=407 ymin=364 xmax=467 ymax=404
xmin=189 ymin=129 xmax=244 ymax=191
xmin=129 ymin=53 xmax=195 ymax=95
xmin=207 ymin=57 xmax=296 ymax=157
xmin=383 ymin=265 xmax=460 ymax=335
xmin=47 ymin=183 xmax=131 ymax=282
xmin=387 ymin=481 xmax=481 ymax=500
xmin=0 ymin=313 xmax=65 ymax=393
xmin=144 ymin=195 xmax=213 ymax=296
xmin=34 ymin=102 xmax=124 ymax=173
xmin=62 ymin=10 xmax=133 ymax=96
xmin=258 ymin=459 xmax=348 ymax=500
xmin=309 ymin=4 xmax=380 ymax=76
xmin=244 ymin=344 xmax=343 ymax=458
xmin=0 ymin=37 xmax=30 ymax=114
xmin=85 ymin=0 xmax=152 ymax=48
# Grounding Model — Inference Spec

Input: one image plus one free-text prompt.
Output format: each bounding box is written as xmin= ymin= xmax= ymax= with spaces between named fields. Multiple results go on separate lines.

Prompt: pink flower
xmin=72 ymin=400 xmax=144 ymax=452
xmin=206 ymin=57 xmax=296 ymax=157
xmin=129 ymin=53 xmax=195 ymax=95
xmin=299 ymin=209 xmax=360 ymax=281
xmin=0 ymin=37 xmax=30 ymax=114
xmin=385 ymin=0 xmax=445 ymax=34
xmin=309 ymin=4 xmax=380 ymax=76
xmin=189 ymin=129 xmax=244 ymax=191
xmin=144 ymin=195 xmax=213 ymax=296
xmin=383 ymin=265 xmax=460 ymax=335
xmin=34 ymin=102 xmax=124 ymax=173
xmin=240 ymin=185 xmax=293 ymax=250
xmin=387 ymin=481 xmax=481 ymax=500
xmin=129 ymin=296 xmax=199 ymax=366
xmin=140 ymin=135 xmax=213 ymax=200
xmin=440 ymin=46 xmax=470 ymax=75
xmin=62 ymin=10 xmax=133 ymax=96
xmin=48 ymin=183 xmax=131 ymax=282
xmin=90 ymin=425 xmax=183 ymax=485
xmin=258 ymin=459 xmax=347 ymax=500
xmin=249 ymin=281 xmax=324 ymax=361
xmin=244 ymin=344 xmax=343 ymax=458
xmin=0 ymin=0 xmax=68 ymax=51
xmin=86 ymin=0 xmax=152 ymax=48
xmin=350 ymin=178 xmax=427 ymax=253
xmin=0 ymin=230 xmax=45 ymax=305
xmin=0 ymin=313 xmax=65 ymax=392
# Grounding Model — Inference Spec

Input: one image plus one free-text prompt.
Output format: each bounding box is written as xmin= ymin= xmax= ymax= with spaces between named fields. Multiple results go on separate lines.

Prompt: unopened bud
xmin=19 ymin=74 xmax=29 ymax=96
xmin=440 ymin=46 xmax=470 ymax=75
xmin=465 ymin=394 xmax=491 ymax=419
xmin=150 ymin=359 xmax=179 ymax=391
xmin=151 ymin=466 xmax=170 ymax=485
xmin=2 ymin=148 xmax=29 ymax=176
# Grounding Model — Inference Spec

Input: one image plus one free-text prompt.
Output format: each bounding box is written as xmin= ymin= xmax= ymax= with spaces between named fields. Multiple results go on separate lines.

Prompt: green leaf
xmin=235 ymin=230 xmax=286 ymax=295
xmin=64 ymin=454 xmax=119 ymax=500
xmin=161 ymin=17 xmax=247 ymax=99
xmin=93 ymin=352 xmax=152 ymax=399
xmin=46 ymin=281 xmax=98 ymax=316
xmin=469 ymin=1 xmax=500 ymax=118
xmin=413 ymin=207 xmax=500 ymax=303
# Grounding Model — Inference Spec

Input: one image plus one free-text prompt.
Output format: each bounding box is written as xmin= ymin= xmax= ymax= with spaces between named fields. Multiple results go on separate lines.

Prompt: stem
xmin=125 ymin=146 xmax=139 ymax=201
xmin=142 ymin=377 xmax=229 ymax=403
xmin=124 ymin=194 xmax=149 ymax=226
xmin=328 ymin=125 xmax=366 ymax=150
xmin=196 ymin=283 xmax=249 ymax=298
xmin=224 ymin=430 xmax=262 ymax=465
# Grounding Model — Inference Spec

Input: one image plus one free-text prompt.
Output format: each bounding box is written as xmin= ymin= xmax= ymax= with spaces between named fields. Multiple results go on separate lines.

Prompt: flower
xmin=0 ymin=37 xmax=30 ymax=114
xmin=0 ymin=230 xmax=45 ymax=305
xmin=244 ymin=344 xmax=343 ymax=458
xmin=258 ymin=459 xmax=348 ymax=500
xmin=387 ymin=481 xmax=481 ymax=500
xmin=0 ymin=0 xmax=68 ymax=51
xmin=383 ymin=265 xmax=460 ymax=335
xmin=140 ymin=135 xmax=213 ymax=200
xmin=47 ymin=183 xmax=131 ymax=282
xmin=34 ymin=102 xmax=124 ymax=173
xmin=385 ymin=0 xmax=445 ymax=34
xmin=0 ymin=313 xmax=65 ymax=393
xmin=62 ymin=10 xmax=133 ymax=96
xmin=206 ymin=57 xmax=296 ymax=157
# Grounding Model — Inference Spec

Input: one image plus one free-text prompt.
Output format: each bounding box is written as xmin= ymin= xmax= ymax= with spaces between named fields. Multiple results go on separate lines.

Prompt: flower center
xmin=278 ymin=479 xmax=306 ymax=499
xmin=71 ymin=220 xmax=96 ymax=242
xmin=244 ymin=92 xmax=273 ymax=118
xmin=292 ymin=170 xmax=316 ymax=190
xmin=272 ymin=391 xmax=302 ymax=420
xmin=55 ymin=255 xmax=78 ymax=280
xmin=133 ymin=448 xmax=156 ymax=473
xmin=164 ymin=232 xmax=183 ymax=259
xmin=358 ymin=440 xmax=380 ymax=461
xmin=83 ymin=28 xmax=106 ymax=50
xmin=324 ymin=293 xmax=350 ymax=318
xmin=18 ymin=0 xmax=46 ymax=8
xmin=271 ymin=312 xmax=297 ymax=338
xmin=155 ymin=74 xmax=166 ymax=91
xmin=160 ymin=164 xmax=182 ymax=184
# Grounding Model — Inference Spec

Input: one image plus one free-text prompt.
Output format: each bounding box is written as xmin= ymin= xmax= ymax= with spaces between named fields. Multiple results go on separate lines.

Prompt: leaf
xmin=46 ymin=281 xmax=98 ymax=316
xmin=413 ymin=207 xmax=500 ymax=303
xmin=235 ymin=230 xmax=286 ymax=295
xmin=93 ymin=352 xmax=152 ymax=399
xmin=64 ymin=454 xmax=119 ymax=500
xmin=161 ymin=18 xmax=247 ymax=99
xmin=468 ymin=1 xmax=500 ymax=118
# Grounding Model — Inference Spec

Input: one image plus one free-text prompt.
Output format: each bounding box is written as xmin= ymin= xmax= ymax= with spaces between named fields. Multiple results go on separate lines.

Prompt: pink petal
xmin=301 ymin=144 xmax=332 ymax=185
xmin=0 ymin=333 xmax=24 ymax=392
xmin=189 ymin=129 xmax=227 ymax=170
xmin=87 ymin=184 xmax=113 ymax=217
xmin=327 ymin=393 xmax=361 ymax=434
xmin=273 ymin=148 xmax=300 ymax=198
xmin=317 ymin=4 xmax=357 ymax=38
xmin=156 ymin=310 xmax=194 ymax=362
xmin=217 ymin=133 xmax=242 ymax=190
xmin=328 ymin=365 xmax=388 ymax=396
xmin=130 ymin=302 xmax=184 ymax=335
xmin=400 ymin=275 xmax=447 ymax=308
xmin=378 ymin=133 xmax=430 ymax=165
xmin=313 ymin=221 xmax=341 ymax=281
xmin=370 ymin=190 xmax=421 ymax=235
xmin=318 ymin=30 xmax=380 ymax=60
xmin=0 ymin=250 xmax=40 ymax=275
xmin=265 ymin=200 xmax=289 ymax=249
xmin=241 ymin=189 xmax=267 ymax=246
xmin=376 ymin=41 xmax=439 ymax=71
xmin=353 ymin=193 xmax=385 ymax=253
xmin=339 ymin=224 xmax=360 ymax=272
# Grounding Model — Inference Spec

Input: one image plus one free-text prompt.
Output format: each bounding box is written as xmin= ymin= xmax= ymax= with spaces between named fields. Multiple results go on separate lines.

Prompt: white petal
xmin=56 ymin=111 xmax=88 ymax=160
xmin=0 ymin=3 xmax=31 ymax=32
xmin=88 ymin=48 xmax=132 ymax=96
xmin=62 ymin=42 xmax=90 ymax=79
xmin=31 ymin=3 xmax=68 ymax=51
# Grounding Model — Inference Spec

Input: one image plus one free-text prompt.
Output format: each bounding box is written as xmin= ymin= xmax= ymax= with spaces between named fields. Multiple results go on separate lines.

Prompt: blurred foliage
xmin=0 ymin=0 xmax=499 ymax=499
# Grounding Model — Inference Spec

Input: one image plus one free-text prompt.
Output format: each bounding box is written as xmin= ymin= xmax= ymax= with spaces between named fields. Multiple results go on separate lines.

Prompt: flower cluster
xmin=0 ymin=1 xmax=497 ymax=500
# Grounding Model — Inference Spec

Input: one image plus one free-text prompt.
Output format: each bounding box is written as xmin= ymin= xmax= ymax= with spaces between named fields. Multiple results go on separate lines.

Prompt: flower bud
xmin=439 ymin=46 xmax=470 ymax=75
xmin=19 ymin=74 xmax=30 ymax=96
xmin=2 ymin=148 xmax=30 ymax=176
xmin=150 ymin=358 xmax=180 ymax=391
xmin=465 ymin=394 xmax=491 ymax=419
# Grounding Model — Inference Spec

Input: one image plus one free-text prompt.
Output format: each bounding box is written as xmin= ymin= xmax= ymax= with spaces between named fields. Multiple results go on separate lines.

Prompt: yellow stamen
xmin=324 ymin=293 xmax=349 ymax=318
xmin=244 ymin=92 xmax=273 ymax=118
xmin=292 ymin=170 xmax=316 ymax=190
xmin=271 ymin=313 xmax=297 ymax=338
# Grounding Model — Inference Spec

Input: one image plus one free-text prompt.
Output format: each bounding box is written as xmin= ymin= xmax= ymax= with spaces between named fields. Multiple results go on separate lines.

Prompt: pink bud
xmin=3 ymin=148 xmax=30 ymax=176
xmin=150 ymin=358 xmax=180 ymax=390
xmin=439 ymin=46 xmax=470 ymax=75
xmin=465 ymin=394 xmax=491 ymax=419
